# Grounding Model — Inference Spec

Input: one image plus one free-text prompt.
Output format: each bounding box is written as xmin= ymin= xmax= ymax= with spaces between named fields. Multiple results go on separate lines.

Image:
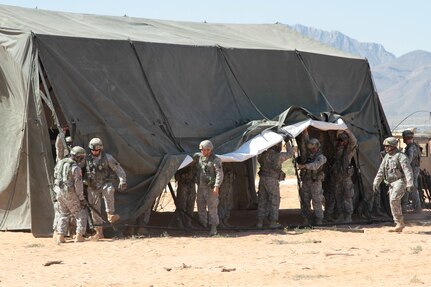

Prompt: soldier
xmin=54 ymin=146 xmax=88 ymax=243
xmin=85 ymin=138 xmax=127 ymax=240
xmin=174 ymin=162 xmax=197 ymax=228
xmin=256 ymin=141 xmax=293 ymax=229
xmin=297 ymin=130 xmax=327 ymax=225
xmin=218 ymin=163 xmax=236 ymax=228
xmin=373 ymin=137 xmax=414 ymax=232
xmin=194 ymin=140 xmax=223 ymax=236
xmin=401 ymin=130 xmax=422 ymax=213
xmin=328 ymin=130 xmax=357 ymax=223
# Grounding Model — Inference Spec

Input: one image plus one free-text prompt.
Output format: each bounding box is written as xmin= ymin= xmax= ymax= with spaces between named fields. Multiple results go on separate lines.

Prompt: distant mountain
xmin=289 ymin=24 xmax=396 ymax=66
xmin=289 ymin=24 xmax=431 ymax=128
xmin=375 ymin=50 xmax=431 ymax=117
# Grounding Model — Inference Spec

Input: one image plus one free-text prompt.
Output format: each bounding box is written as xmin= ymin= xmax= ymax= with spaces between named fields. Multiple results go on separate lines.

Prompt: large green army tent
xmin=0 ymin=5 xmax=390 ymax=236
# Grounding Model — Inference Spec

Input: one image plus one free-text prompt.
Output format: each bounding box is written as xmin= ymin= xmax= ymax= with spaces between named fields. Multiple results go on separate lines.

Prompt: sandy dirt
xmin=2 ymin=178 xmax=431 ymax=287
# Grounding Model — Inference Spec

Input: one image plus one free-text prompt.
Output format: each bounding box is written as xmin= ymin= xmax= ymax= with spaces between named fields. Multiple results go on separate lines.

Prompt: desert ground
xmin=2 ymin=177 xmax=431 ymax=287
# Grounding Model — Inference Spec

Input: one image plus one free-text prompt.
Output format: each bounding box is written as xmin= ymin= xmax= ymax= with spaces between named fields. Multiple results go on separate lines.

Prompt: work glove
xmin=373 ymin=184 xmax=380 ymax=194
xmin=406 ymin=186 xmax=415 ymax=193
xmin=118 ymin=179 xmax=127 ymax=191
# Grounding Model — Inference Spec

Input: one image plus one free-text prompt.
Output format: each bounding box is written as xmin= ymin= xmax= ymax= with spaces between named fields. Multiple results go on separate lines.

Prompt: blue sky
xmin=1 ymin=0 xmax=428 ymax=57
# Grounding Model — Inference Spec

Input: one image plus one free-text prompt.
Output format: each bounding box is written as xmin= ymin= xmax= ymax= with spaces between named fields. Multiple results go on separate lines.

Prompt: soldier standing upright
xmin=54 ymin=146 xmax=88 ymax=244
xmin=218 ymin=163 xmax=236 ymax=227
xmin=174 ymin=162 xmax=197 ymax=228
xmin=194 ymin=140 xmax=224 ymax=236
xmin=328 ymin=130 xmax=357 ymax=223
xmin=297 ymin=129 xmax=327 ymax=225
xmin=373 ymin=137 xmax=414 ymax=232
xmin=256 ymin=141 xmax=293 ymax=229
xmin=85 ymin=137 xmax=127 ymax=240
xmin=401 ymin=130 xmax=422 ymax=213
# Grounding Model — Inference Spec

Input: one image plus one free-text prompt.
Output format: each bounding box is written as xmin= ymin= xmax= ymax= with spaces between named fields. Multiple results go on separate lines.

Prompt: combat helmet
xmin=89 ymin=138 xmax=103 ymax=150
xmin=307 ymin=138 xmax=320 ymax=149
xmin=70 ymin=146 xmax=86 ymax=160
xmin=199 ymin=140 xmax=214 ymax=150
xmin=383 ymin=137 xmax=398 ymax=147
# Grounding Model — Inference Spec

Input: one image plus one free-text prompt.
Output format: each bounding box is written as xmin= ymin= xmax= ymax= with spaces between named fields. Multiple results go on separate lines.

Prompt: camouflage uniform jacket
xmin=258 ymin=148 xmax=293 ymax=179
xmin=404 ymin=142 xmax=421 ymax=168
xmin=195 ymin=152 xmax=223 ymax=188
xmin=299 ymin=151 xmax=327 ymax=182
xmin=373 ymin=150 xmax=414 ymax=187
xmin=54 ymin=157 xmax=85 ymax=201
xmin=85 ymin=152 xmax=126 ymax=189
xmin=331 ymin=130 xmax=357 ymax=176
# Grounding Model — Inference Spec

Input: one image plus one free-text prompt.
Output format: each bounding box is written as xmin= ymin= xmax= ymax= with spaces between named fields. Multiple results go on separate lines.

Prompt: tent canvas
xmin=0 ymin=5 xmax=390 ymax=236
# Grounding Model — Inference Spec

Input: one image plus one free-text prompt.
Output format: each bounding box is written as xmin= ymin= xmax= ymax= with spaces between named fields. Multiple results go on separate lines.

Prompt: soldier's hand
xmin=213 ymin=186 xmax=219 ymax=195
xmin=373 ymin=184 xmax=380 ymax=193
xmin=118 ymin=180 xmax=127 ymax=191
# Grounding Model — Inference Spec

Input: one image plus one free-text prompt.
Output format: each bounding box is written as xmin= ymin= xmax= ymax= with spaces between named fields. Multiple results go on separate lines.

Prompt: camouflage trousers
xmin=388 ymin=178 xmax=407 ymax=224
xmin=402 ymin=167 xmax=421 ymax=210
xmin=56 ymin=188 xmax=87 ymax=235
xmin=257 ymin=176 xmax=280 ymax=222
xmin=197 ymin=184 xmax=219 ymax=226
xmin=218 ymin=183 xmax=234 ymax=220
xmin=332 ymin=175 xmax=354 ymax=217
xmin=300 ymin=180 xmax=324 ymax=220
xmin=52 ymin=185 xmax=61 ymax=230
xmin=88 ymin=183 xmax=116 ymax=225
xmin=176 ymin=182 xmax=196 ymax=216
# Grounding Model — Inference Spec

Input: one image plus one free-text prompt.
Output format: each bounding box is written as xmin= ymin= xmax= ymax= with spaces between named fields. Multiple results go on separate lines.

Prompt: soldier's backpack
xmin=54 ymin=157 xmax=75 ymax=187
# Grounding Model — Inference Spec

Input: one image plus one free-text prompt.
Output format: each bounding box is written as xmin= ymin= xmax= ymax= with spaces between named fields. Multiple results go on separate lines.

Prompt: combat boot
xmin=56 ymin=233 xmax=66 ymax=244
xmin=389 ymin=221 xmax=405 ymax=232
xmin=107 ymin=213 xmax=120 ymax=223
xmin=209 ymin=224 xmax=217 ymax=236
xmin=256 ymin=219 xmax=264 ymax=229
xmin=75 ymin=233 xmax=85 ymax=243
xmin=269 ymin=221 xmax=281 ymax=228
xmin=90 ymin=227 xmax=104 ymax=241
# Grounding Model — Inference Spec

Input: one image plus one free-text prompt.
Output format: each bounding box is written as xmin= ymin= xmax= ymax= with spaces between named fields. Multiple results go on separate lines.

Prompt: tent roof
xmin=0 ymin=4 xmax=356 ymax=58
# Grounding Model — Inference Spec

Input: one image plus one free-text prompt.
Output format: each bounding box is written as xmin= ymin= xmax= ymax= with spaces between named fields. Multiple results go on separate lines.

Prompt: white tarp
xmin=179 ymin=119 xmax=348 ymax=168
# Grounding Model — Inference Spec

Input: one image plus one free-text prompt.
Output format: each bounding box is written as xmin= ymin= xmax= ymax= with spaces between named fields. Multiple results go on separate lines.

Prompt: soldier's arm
xmin=279 ymin=141 xmax=294 ymax=162
xmin=106 ymin=153 xmax=127 ymax=182
xmin=304 ymin=154 xmax=327 ymax=170
xmin=72 ymin=166 xmax=85 ymax=201
xmin=55 ymin=135 xmax=64 ymax=161
xmin=345 ymin=129 xmax=358 ymax=161
xmin=213 ymin=157 xmax=224 ymax=188
xmin=373 ymin=158 xmax=386 ymax=186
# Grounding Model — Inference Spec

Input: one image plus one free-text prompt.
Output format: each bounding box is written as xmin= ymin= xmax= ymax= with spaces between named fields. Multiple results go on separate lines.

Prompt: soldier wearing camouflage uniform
xmin=401 ymin=130 xmax=422 ymax=213
xmin=194 ymin=140 xmax=223 ymax=236
xmin=85 ymin=138 xmax=127 ymax=240
xmin=297 ymin=130 xmax=327 ymax=225
xmin=373 ymin=137 xmax=414 ymax=232
xmin=256 ymin=141 xmax=293 ymax=229
xmin=54 ymin=146 xmax=88 ymax=243
xmin=174 ymin=162 xmax=197 ymax=228
xmin=328 ymin=130 xmax=357 ymax=223
xmin=218 ymin=163 xmax=236 ymax=227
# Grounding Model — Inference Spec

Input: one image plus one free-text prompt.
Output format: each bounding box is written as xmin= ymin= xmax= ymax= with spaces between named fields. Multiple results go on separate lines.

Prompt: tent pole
xmin=37 ymin=58 xmax=67 ymax=148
